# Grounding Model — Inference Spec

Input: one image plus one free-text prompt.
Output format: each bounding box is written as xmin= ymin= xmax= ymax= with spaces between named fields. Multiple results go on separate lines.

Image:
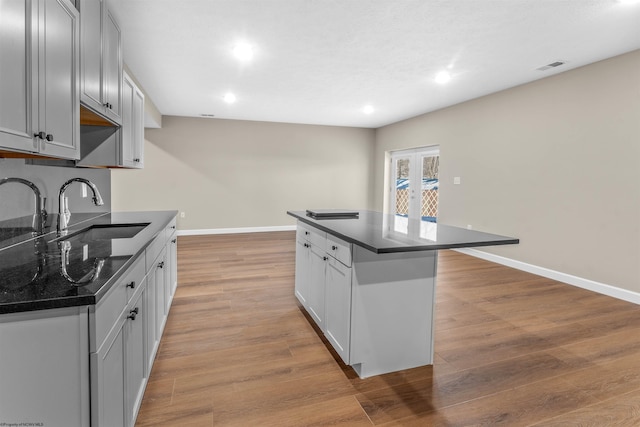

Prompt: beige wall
xmin=111 ymin=117 xmax=375 ymax=230
xmin=374 ymin=50 xmax=640 ymax=292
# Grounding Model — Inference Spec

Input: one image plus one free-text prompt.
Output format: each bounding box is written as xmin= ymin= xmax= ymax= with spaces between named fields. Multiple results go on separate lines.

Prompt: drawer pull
xmin=172 ymin=239 xmax=177 ymax=244
xmin=126 ymin=281 xmax=135 ymax=289
xmin=331 ymin=245 xmax=337 ymax=250
xmin=171 ymin=225 xmax=176 ymax=229
xmin=127 ymin=307 xmax=139 ymax=320
xmin=158 ymin=261 xmax=165 ymax=269
xmin=304 ymin=231 xmax=309 ymax=235
xmin=323 ymin=256 xmax=328 ymax=261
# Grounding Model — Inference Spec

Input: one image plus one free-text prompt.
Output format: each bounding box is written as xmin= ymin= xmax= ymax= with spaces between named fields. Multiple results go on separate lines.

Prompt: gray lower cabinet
xmin=124 ymin=289 xmax=146 ymax=427
xmin=294 ymin=222 xmax=353 ymax=364
xmin=0 ymin=215 xmax=178 ymax=426
xmin=324 ymin=257 xmax=352 ymax=364
xmin=294 ymin=238 xmax=311 ymax=306
xmin=308 ymin=245 xmax=327 ymax=329
xmin=169 ymin=231 xmax=178 ymax=295
xmin=0 ymin=307 xmax=90 ymax=426
xmin=90 ymin=255 xmax=146 ymax=427
xmin=153 ymin=248 xmax=168 ymax=342
xmin=91 ymin=324 xmax=126 ymax=426
xmin=294 ymin=220 xmax=438 ymax=378
xmin=0 ymin=0 xmax=80 ymax=159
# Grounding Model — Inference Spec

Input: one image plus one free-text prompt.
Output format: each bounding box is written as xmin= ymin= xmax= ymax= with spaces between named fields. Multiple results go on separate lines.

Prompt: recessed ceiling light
xmin=232 ymin=43 xmax=254 ymax=61
xmin=363 ymin=105 xmax=374 ymax=114
xmin=200 ymin=114 xmax=215 ymax=118
xmin=434 ymin=71 xmax=451 ymax=84
xmin=223 ymin=93 xmax=237 ymax=104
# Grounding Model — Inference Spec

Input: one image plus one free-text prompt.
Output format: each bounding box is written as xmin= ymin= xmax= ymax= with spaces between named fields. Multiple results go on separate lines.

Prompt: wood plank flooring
xmin=135 ymin=232 xmax=640 ymax=426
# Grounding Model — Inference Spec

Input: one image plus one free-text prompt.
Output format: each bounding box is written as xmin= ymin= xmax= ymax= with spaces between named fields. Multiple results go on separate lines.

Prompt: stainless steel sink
xmin=51 ymin=223 xmax=150 ymax=242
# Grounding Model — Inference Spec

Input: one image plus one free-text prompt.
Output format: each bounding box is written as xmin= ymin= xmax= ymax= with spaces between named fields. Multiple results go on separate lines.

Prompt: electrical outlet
xmin=454 ymin=177 xmax=461 ymax=185
xmin=180 ymin=212 xmax=186 ymax=218
xmin=467 ymin=224 xmax=472 ymax=230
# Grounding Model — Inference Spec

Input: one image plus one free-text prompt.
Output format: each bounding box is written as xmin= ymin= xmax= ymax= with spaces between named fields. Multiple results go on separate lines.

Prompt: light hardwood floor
xmin=135 ymin=232 xmax=640 ymax=426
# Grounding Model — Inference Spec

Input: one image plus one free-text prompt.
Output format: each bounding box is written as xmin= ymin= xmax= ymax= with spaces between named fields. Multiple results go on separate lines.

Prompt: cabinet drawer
xmin=93 ymin=256 xmax=144 ymax=352
xmin=124 ymin=255 xmax=146 ymax=303
xmin=296 ymin=222 xmax=313 ymax=242
xmin=165 ymin=217 xmax=177 ymax=236
xmin=145 ymin=231 xmax=166 ymax=271
xmin=326 ymin=235 xmax=352 ymax=267
xmin=297 ymin=222 xmax=326 ymax=248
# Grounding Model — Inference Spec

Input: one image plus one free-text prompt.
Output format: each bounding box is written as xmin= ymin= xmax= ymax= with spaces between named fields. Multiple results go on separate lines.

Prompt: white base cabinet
xmin=0 ymin=307 xmax=90 ymax=426
xmin=0 ymin=214 xmax=178 ymax=427
xmin=294 ymin=220 xmax=437 ymax=378
xmin=324 ymin=256 xmax=352 ymax=364
xmin=294 ymin=222 xmax=352 ymax=363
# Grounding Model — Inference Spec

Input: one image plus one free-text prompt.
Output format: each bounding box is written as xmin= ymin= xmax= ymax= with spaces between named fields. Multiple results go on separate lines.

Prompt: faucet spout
xmin=57 ymin=178 xmax=104 ymax=234
xmin=0 ymin=177 xmax=47 ymax=234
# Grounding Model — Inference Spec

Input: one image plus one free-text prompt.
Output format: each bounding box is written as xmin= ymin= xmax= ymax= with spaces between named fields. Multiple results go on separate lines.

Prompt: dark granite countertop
xmin=0 ymin=210 xmax=177 ymax=314
xmin=287 ymin=210 xmax=519 ymax=254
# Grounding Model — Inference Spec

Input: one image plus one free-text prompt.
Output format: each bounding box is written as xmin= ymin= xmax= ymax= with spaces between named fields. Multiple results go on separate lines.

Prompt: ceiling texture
xmin=108 ymin=0 xmax=640 ymax=128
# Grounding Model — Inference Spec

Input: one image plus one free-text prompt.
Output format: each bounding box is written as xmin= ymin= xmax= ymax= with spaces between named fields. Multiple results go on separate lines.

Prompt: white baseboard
xmin=454 ymin=248 xmax=640 ymax=305
xmin=177 ymin=225 xmax=296 ymax=237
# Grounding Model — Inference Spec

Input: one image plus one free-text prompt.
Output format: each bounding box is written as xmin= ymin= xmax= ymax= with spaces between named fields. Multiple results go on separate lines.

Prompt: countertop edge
xmin=287 ymin=210 xmax=519 ymax=253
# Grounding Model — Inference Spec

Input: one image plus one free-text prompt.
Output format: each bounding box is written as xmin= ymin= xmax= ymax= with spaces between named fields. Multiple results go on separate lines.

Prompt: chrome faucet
xmin=0 ymin=177 xmax=47 ymax=234
xmin=57 ymin=178 xmax=104 ymax=234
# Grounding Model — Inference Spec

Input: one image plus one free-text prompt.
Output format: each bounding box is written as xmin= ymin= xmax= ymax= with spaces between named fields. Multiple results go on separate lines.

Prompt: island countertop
xmin=287 ymin=210 xmax=519 ymax=254
xmin=0 ymin=210 xmax=177 ymax=314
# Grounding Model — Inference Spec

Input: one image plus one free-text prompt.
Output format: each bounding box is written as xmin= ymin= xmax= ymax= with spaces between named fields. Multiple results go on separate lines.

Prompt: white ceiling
xmin=108 ymin=0 xmax=640 ymax=129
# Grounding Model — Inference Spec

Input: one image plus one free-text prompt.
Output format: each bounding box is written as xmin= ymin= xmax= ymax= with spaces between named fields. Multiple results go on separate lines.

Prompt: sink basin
xmin=52 ymin=223 xmax=150 ymax=242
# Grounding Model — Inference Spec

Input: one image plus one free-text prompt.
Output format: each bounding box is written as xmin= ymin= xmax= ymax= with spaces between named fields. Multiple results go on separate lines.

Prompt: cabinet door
xmin=103 ymin=9 xmax=122 ymax=123
xmin=124 ymin=289 xmax=146 ymax=427
xmin=144 ymin=269 xmax=158 ymax=375
xmin=154 ymin=250 xmax=167 ymax=340
xmin=308 ymin=246 xmax=326 ymax=331
xmin=325 ymin=258 xmax=352 ymax=364
xmin=132 ymin=84 xmax=145 ymax=167
xmin=0 ymin=0 xmax=38 ymax=153
xmin=121 ymin=73 xmax=135 ymax=167
xmin=92 ymin=325 xmax=125 ymax=427
xmin=79 ymin=0 xmax=103 ymax=111
xmin=169 ymin=233 xmax=178 ymax=297
xmin=38 ymin=0 xmax=79 ymax=159
xmin=0 ymin=307 xmax=90 ymax=426
xmin=294 ymin=239 xmax=310 ymax=307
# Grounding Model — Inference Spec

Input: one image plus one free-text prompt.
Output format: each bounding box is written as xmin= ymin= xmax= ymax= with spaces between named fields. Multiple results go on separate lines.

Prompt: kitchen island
xmin=287 ymin=210 xmax=519 ymax=378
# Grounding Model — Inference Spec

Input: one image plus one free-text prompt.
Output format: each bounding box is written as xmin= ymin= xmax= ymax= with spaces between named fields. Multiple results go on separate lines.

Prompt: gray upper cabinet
xmin=121 ymin=72 xmax=144 ymax=168
xmin=78 ymin=71 xmax=144 ymax=168
xmin=79 ymin=0 xmax=122 ymax=125
xmin=0 ymin=0 xmax=80 ymax=160
xmin=79 ymin=0 xmax=103 ymax=109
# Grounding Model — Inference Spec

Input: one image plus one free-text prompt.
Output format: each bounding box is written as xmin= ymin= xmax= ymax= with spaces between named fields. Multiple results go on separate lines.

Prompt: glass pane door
xmin=389 ymin=147 xmax=439 ymax=234
xmin=420 ymin=154 xmax=439 ymax=223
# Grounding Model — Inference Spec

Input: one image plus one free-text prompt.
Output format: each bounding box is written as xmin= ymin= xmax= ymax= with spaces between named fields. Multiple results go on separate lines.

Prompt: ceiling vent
xmin=537 ymin=61 xmax=566 ymax=71
xmin=200 ymin=114 xmax=215 ymax=118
